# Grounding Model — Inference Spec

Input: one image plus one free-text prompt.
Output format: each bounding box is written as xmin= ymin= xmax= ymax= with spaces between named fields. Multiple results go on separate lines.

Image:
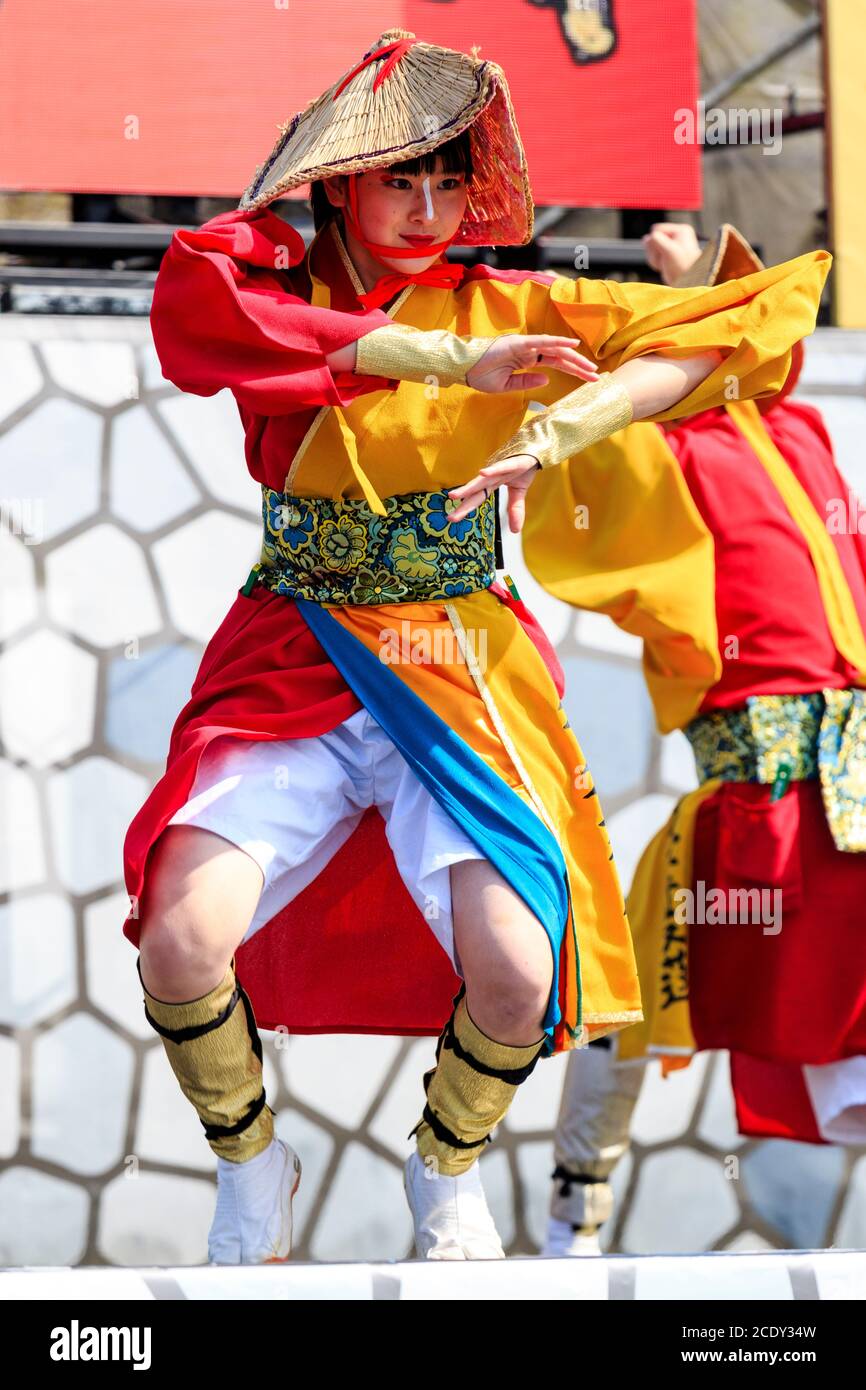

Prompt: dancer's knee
xmin=138 ymin=825 xmax=263 ymax=999
xmin=451 ymin=858 xmax=553 ymax=1042
xmin=466 ymin=970 xmax=550 ymax=1043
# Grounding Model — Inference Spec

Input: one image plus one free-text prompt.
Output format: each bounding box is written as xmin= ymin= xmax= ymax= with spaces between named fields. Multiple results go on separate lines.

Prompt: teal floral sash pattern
xmin=246 ymin=486 xmax=497 ymax=606
xmin=817 ymin=688 xmax=866 ymax=851
xmin=686 ymin=694 xmax=823 ymax=785
xmin=685 ymin=689 xmax=866 ymax=852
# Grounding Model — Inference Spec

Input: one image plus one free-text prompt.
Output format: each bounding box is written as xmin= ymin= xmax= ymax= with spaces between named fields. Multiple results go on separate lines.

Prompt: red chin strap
xmin=342 ymin=171 xmax=456 ymax=262
xmin=340 ymin=172 xmax=466 ymax=309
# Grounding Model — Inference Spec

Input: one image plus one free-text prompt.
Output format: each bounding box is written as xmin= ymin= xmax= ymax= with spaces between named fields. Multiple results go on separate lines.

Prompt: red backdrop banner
xmin=0 ymin=0 xmax=700 ymax=210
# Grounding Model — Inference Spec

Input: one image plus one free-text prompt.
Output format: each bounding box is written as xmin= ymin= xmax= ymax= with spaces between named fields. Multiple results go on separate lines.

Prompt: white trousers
xmin=166 ymin=705 xmax=487 ymax=973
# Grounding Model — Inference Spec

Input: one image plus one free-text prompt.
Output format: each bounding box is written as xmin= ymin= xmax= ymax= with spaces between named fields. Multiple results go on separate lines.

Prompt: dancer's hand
xmin=446 ymin=455 xmax=541 ymax=533
xmin=466 ymin=335 xmax=599 ymax=393
xmin=642 ymin=223 xmax=703 ymax=287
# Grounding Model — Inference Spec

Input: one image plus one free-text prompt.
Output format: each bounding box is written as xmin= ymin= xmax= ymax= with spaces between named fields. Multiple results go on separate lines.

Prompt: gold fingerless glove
xmin=354 ymin=322 xmax=493 ymax=388
xmin=486 ymin=374 xmax=634 ymax=470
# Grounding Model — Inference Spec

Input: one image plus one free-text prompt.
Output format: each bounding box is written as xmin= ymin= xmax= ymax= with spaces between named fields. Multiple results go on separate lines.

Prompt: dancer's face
xmin=323 ymin=156 xmax=469 ymax=285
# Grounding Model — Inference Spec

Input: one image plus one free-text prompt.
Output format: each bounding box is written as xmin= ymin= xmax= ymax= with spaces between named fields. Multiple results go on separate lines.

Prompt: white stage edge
xmin=2 ymin=1250 xmax=865 ymax=1300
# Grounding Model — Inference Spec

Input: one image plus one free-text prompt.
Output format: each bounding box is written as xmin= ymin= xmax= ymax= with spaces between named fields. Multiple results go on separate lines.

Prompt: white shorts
xmin=166 ymin=705 xmax=487 ymax=974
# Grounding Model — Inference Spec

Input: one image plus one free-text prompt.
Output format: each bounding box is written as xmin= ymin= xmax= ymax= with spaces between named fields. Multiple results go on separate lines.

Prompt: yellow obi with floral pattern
xmin=242 ymin=486 xmax=498 ymax=606
xmin=685 ymin=690 xmax=866 ymax=852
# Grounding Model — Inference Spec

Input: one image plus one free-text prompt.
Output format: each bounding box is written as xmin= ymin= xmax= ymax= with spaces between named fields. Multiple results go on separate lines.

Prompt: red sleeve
xmin=149 ymin=208 xmax=398 ymax=416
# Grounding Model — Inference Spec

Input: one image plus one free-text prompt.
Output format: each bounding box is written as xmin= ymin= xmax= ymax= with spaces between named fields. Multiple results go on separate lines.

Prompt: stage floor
xmin=2 ymin=1250 xmax=865 ymax=1300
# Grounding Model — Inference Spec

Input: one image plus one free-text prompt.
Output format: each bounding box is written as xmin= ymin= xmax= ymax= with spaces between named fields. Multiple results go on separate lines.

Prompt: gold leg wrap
xmin=408 ymin=985 xmax=545 ymax=1176
xmin=138 ymin=953 xmax=274 ymax=1163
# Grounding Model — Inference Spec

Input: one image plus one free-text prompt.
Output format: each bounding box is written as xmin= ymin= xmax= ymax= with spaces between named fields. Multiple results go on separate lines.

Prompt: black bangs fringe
xmin=310 ymin=130 xmax=474 ymax=231
xmin=387 ymin=130 xmax=474 ymax=178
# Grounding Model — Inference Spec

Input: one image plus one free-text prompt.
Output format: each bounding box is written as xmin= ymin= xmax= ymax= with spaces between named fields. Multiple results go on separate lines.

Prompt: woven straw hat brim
xmin=674 ymin=223 xmax=803 ymax=411
xmin=238 ymin=30 xmax=534 ymax=246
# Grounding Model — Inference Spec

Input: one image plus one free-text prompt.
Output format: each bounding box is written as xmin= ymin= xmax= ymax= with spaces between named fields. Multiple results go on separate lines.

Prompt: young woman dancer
xmin=124 ymin=30 xmax=831 ymax=1262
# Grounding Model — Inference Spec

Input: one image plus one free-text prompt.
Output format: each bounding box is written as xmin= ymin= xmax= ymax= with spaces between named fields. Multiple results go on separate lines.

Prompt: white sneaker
xmin=539 ymin=1215 xmax=602 ymax=1257
xmin=208 ymin=1136 xmax=302 ymax=1265
xmin=403 ymin=1149 xmax=506 ymax=1260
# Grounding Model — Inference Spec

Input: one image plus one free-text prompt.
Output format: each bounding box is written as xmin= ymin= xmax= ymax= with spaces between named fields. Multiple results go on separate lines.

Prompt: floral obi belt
xmin=241 ymin=486 xmax=498 ymax=606
xmin=685 ymin=690 xmax=866 ymax=852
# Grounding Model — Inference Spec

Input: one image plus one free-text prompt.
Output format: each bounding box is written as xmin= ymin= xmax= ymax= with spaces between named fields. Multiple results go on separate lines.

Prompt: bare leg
xmin=138 ymin=824 xmax=265 ymax=1000
xmin=451 ymin=857 xmax=553 ymax=1045
xmin=137 ymin=825 xmax=274 ymax=1164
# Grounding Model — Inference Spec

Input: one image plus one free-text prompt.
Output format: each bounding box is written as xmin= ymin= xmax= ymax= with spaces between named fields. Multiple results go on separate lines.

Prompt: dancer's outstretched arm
xmin=516 ymin=246 xmax=830 ymax=417
xmin=447 ymin=349 xmax=723 ymax=529
xmin=329 ymin=326 xmax=601 ymax=393
xmin=151 ymin=210 xmax=601 ymax=414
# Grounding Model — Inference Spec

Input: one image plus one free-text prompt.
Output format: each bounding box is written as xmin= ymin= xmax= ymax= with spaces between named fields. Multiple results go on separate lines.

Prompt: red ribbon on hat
xmin=333 ymin=37 xmax=418 ymax=100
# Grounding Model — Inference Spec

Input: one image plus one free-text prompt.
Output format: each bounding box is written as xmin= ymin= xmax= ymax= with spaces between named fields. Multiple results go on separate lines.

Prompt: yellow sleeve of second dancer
xmin=521 ymin=250 xmax=831 ymax=419
xmin=520 ymin=420 xmax=721 ymax=734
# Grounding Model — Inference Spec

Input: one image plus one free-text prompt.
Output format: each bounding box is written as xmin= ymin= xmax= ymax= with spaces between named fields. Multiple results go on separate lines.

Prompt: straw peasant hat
xmin=238 ymin=28 xmax=534 ymax=246
xmin=672 ymin=222 xmax=766 ymax=289
xmin=673 ymin=222 xmax=805 ymax=410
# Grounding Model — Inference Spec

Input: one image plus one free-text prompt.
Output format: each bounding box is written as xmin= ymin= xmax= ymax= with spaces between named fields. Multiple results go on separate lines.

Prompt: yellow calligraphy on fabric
xmin=618 ymin=779 xmax=724 ymax=1065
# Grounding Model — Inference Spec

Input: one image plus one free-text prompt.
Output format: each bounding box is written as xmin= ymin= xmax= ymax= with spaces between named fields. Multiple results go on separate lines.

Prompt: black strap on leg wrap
xmin=551 ymin=1163 xmax=599 ymax=1195
xmin=407 ymin=1105 xmax=492 ymax=1151
xmin=405 ymin=985 xmax=543 ymax=1143
xmin=202 ymin=976 xmax=269 ymax=1141
xmin=138 ymin=956 xmax=267 ymax=1139
xmin=202 ymin=1086 xmax=268 ymax=1141
xmin=142 ymin=982 xmax=242 ymax=1043
xmin=442 ymin=1011 xmax=543 ymax=1085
